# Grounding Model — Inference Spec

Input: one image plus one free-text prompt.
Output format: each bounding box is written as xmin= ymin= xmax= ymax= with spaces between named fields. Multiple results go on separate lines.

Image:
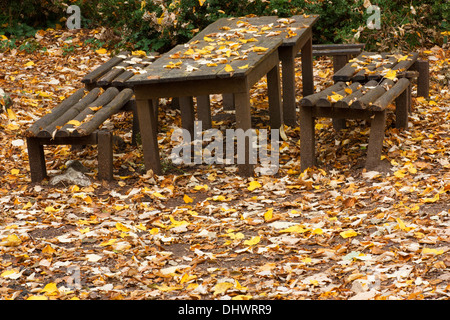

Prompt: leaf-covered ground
xmin=0 ymin=28 xmax=449 ymax=300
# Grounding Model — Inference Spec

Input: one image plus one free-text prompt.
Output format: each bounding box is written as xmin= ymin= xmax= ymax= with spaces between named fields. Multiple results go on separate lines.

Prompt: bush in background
xmin=1 ymin=0 xmax=448 ymax=53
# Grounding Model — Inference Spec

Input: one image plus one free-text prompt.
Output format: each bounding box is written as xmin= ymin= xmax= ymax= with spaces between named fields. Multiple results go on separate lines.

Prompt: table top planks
xmin=126 ymin=14 xmax=318 ymax=87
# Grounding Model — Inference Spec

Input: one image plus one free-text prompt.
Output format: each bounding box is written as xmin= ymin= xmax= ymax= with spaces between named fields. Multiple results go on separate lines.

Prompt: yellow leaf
xmin=232 ymin=295 xmax=252 ymax=300
xmin=247 ymin=180 xmax=262 ymax=191
xmin=211 ymin=195 xmax=227 ymax=201
xmin=253 ymin=46 xmax=268 ymax=52
xmin=45 ymin=206 xmax=59 ymax=213
xmin=152 ymin=192 xmax=166 ymax=199
xmin=96 ymin=48 xmax=107 ymax=55
xmin=116 ymin=222 xmax=130 ymax=232
xmin=7 ymin=108 xmax=17 ymax=120
xmin=228 ymin=231 xmax=245 ymax=240
xmin=132 ymin=49 xmax=146 ymax=57
xmin=27 ymin=295 xmax=48 ymax=300
xmin=244 ymin=236 xmax=260 ymax=246
xmin=24 ymin=61 xmax=34 ymax=67
xmin=340 ymin=229 xmax=359 ymax=238
xmin=203 ymin=36 xmax=214 ymax=42
xmin=42 ymin=244 xmax=56 ymax=255
xmin=150 ymin=228 xmax=159 ymax=235
xmin=397 ymin=55 xmax=409 ymax=62
xmin=183 ymin=194 xmax=194 ymax=203
xmin=0 ymin=35 xmax=8 ymax=41
xmin=213 ymin=282 xmax=234 ymax=295
xmin=344 ymin=88 xmax=353 ymax=95
xmin=224 ymin=64 xmax=234 ymax=72
xmin=206 ymin=62 xmax=218 ymax=67
xmin=136 ymin=223 xmax=147 ymax=231
xmin=156 ymin=284 xmax=183 ymax=292
xmin=313 ymin=228 xmax=323 ymax=235
xmin=238 ymin=64 xmax=249 ymax=70
xmin=328 ymin=93 xmax=344 ymax=102
xmin=22 ymin=202 xmax=32 ymax=210
xmin=41 ymin=282 xmax=59 ymax=296
xmin=235 ymin=279 xmax=248 ymax=291
xmin=199 ymin=0 xmax=206 ymax=6
xmin=394 ymin=169 xmax=407 ymax=178
xmin=11 ymin=169 xmax=20 ymax=175
xmin=302 ymin=257 xmax=312 ymax=264
xmin=100 ymin=238 xmax=117 ymax=247
xmin=193 ymin=184 xmax=209 ymax=191
xmin=396 ymin=218 xmax=407 ymax=231
xmin=169 ymin=216 xmax=189 ymax=228
xmin=422 ymin=248 xmax=444 ymax=255
xmin=1 ymin=234 xmax=22 ymax=247
xmin=67 ymin=119 xmax=81 ymax=126
xmin=422 ymin=193 xmax=439 ymax=203
xmin=1 ymin=269 xmax=19 ymax=278
xmin=264 ymin=208 xmax=273 ymax=221
xmin=280 ymin=224 xmax=309 ymax=234
xmin=384 ymin=69 xmax=397 ymax=80
xmin=89 ymin=106 xmax=102 ymax=111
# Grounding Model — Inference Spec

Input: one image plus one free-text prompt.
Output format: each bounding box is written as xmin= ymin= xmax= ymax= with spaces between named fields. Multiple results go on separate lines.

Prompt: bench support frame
xmin=27 ymin=130 xmax=114 ymax=183
xmin=300 ymin=84 xmax=411 ymax=171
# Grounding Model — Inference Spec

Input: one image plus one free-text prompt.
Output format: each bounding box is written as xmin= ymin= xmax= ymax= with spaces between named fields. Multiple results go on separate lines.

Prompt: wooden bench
xmin=81 ymin=51 xmax=158 ymax=90
xmin=307 ymin=43 xmax=366 ymax=72
xmin=26 ymin=87 xmax=134 ymax=183
xmin=299 ymin=51 xmax=426 ymax=170
xmin=81 ymin=51 xmax=158 ymax=143
xmin=25 ymin=51 xmax=159 ymax=183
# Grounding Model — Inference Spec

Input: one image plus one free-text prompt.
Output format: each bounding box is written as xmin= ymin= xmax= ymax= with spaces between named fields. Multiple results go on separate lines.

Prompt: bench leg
xmin=196 ymin=95 xmax=212 ymax=130
xmin=97 ymin=130 xmax=113 ymax=181
xmin=136 ymin=98 xmax=162 ymax=175
xmin=395 ymin=84 xmax=411 ymax=129
xmin=235 ymin=91 xmax=254 ymax=177
xmin=267 ymin=63 xmax=283 ymax=130
xmin=416 ymin=60 xmax=429 ymax=98
xmin=299 ymin=106 xmax=316 ymax=171
xmin=332 ymin=118 xmax=347 ymax=131
xmin=27 ymin=137 xmax=47 ymax=183
xmin=365 ymin=110 xmax=386 ymax=169
xmin=332 ymin=55 xmax=350 ymax=73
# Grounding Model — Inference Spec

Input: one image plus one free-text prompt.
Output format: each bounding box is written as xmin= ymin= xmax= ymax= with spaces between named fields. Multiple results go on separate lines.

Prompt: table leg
xmin=196 ymin=95 xmax=212 ymax=130
xmin=299 ymin=106 xmax=316 ymax=171
xmin=136 ymin=99 xmax=162 ymax=175
xmin=234 ymin=91 xmax=254 ymax=177
xmin=280 ymin=47 xmax=297 ymax=127
xmin=301 ymin=36 xmax=314 ymax=97
xmin=267 ymin=63 xmax=283 ymax=130
xmin=223 ymin=93 xmax=235 ymax=110
xmin=179 ymin=96 xmax=195 ymax=138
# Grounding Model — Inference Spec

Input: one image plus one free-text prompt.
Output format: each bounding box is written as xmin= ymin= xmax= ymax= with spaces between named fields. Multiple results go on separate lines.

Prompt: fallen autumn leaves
xmin=0 ymin=28 xmax=449 ymax=300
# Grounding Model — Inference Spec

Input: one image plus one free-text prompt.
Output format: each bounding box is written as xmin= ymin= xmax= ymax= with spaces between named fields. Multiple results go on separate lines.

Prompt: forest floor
xmin=0 ymin=28 xmax=449 ymax=300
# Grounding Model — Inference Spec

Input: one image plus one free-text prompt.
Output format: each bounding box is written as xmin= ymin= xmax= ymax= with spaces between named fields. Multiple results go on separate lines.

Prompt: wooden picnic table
xmin=191 ymin=15 xmax=319 ymax=127
xmin=126 ymin=15 xmax=319 ymax=177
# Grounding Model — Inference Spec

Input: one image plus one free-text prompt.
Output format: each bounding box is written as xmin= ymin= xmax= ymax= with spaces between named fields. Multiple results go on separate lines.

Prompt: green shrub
xmin=1 ymin=0 xmax=448 ymax=53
